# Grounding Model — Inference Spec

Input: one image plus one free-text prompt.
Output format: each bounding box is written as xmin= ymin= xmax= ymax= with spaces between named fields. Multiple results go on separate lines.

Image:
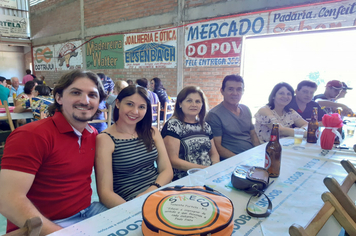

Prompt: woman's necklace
xmin=115 ymin=125 xmax=137 ymax=138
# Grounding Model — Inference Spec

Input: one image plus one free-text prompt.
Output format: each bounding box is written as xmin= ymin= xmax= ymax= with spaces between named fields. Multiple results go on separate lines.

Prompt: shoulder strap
xmin=102 ymin=131 xmax=116 ymax=142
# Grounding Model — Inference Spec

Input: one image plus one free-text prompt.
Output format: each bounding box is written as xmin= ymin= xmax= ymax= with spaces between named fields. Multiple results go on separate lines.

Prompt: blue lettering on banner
xmin=108 ymin=219 xmax=142 ymax=236
xmin=185 ymin=57 xmax=240 ymax=67
xmin=255 ymin=189 xmax=283 ymax=208
xmin=187 ymin=17 xmax=265 ymax=41
xmin=231 ymin=214 xmax=252 ymax=233
xmin=283 ymin=172 xmax=304 ymax=185
xmin=303 ymin=158 xmax=320 ymax=168
xmin=273 ymin=3 xmax=356 ymax=23
xmin=125 ymin=43 xmax=175 ymax=63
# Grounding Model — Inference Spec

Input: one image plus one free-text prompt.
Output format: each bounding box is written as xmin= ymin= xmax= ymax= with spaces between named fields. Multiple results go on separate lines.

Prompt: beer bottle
xmin=334 ymin=108 xmax=343 ymax=144
xmin=265 ymin=124 xmax=282 ymax=177
xmin=307 ymin=107 xmax=319 ymax=143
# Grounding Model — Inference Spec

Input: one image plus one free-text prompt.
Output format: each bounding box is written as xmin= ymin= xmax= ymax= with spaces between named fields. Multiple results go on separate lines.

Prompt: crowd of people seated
xmin=0 ymin=69 xmax=353 ymax=235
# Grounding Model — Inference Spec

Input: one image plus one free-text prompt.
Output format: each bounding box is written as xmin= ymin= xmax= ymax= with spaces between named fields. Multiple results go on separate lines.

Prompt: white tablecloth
xmin=0 ymin=112 xmax=33 ymax=120
xmin=49 ymin=137 xmax=356 ymax=236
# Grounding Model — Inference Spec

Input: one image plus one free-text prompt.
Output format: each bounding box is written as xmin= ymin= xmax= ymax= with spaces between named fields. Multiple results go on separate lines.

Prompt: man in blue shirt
xmin=97 ymin=73 xmax=114 ymax=94
xmin=10 ymin=77 xmax=24 ymax=97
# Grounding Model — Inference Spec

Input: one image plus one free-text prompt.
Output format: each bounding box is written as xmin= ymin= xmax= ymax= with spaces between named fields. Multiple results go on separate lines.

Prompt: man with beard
xmin=0 ymin=70 xmax=107 ymax=235
xmin=286 ymin=80 xmax=325 ymax=121
xmin=206 ymin=75 xmax=260 ymax=160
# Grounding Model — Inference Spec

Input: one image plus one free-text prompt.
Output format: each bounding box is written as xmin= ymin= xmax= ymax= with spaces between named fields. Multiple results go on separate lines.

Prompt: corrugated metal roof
xmin=29 ymin=0 xmax=45 ymax=7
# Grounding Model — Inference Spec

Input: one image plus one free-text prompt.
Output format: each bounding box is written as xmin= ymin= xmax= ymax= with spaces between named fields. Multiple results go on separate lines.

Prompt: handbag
xmin=231 ymin=165 xmax=273 ymax=217
xmin=141 ymin=185 xmax=234 ymax=236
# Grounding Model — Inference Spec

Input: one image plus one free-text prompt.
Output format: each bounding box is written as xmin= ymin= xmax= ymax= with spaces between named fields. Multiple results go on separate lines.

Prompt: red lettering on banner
xmin=185 ymin=37 xmax=242 ymax=58
xmin=273 ymin=20 xmax=343 ymax=33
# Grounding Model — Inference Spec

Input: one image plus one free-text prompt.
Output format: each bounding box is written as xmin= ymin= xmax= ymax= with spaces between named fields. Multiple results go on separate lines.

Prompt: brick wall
xmin=185 ymin=0 xmax=225 ymax=8
xmin=30 ymin=0 xmax=81 ymax=39
xmin=184 ymin=66 xmax=240 ymax=109
xmin=84 ymin=0 xmax=178 ymax=28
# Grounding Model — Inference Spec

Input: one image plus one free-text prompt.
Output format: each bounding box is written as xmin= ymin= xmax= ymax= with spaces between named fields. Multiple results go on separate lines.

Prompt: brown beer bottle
xmin=265 ymin=124 xmax=282 ymax=177
xmin=334 ymin=108 xmax=342 ymax=144
xmin=307 ymin=107 xmax=319 ymax=143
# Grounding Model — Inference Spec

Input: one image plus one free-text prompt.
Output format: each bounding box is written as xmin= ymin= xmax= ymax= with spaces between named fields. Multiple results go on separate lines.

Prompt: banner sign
xmin=184 ymin=13 xmax=268 ymax=67
xmin=34 ymin=41 xmax=83 ymax=71
xmin=124 ymin=28 xmax=177 ymax=68
xmin=269 ymin=1 xmax=356 ymax=34
xmin=54 ymin=40 xmax=83 ymax=71
xmin=0 ymin=0 xmax=17 ymax=9
xmin=0 ymin=14 xmax=29 ymax=38
xmin=86 ymin=35 xmax=124 ymax=69
xmin=33 ymin=46 xmax=55 ymax=71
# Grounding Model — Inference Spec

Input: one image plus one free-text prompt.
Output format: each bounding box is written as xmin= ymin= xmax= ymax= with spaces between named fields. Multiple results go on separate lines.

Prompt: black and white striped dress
xmin=102 ymin=132 xmax=159 ymax=201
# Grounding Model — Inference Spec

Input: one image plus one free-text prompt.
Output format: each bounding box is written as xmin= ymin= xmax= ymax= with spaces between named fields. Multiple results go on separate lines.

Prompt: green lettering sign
xmin=86 ymin=35 xmax=124 ymax=69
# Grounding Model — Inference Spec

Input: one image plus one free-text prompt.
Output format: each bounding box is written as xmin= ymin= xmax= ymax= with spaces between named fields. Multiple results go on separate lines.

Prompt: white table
xmin=50 ymin=138 xmax=356 ymax=236
xmin=0 ymin=112 xmax=33 ymax=120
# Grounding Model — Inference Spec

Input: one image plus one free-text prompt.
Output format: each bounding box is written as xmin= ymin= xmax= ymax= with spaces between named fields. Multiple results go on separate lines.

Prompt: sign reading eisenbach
xmin=124 ymin=28 xmax=177 ymax=69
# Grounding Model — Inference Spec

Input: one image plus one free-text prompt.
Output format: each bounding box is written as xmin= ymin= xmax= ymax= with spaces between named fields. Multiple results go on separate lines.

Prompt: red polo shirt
xmin=1 ymin=112 xmax=97 ymax=232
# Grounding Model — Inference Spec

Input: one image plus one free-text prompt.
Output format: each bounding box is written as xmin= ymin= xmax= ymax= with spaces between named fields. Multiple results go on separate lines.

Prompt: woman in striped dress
xmin=95 ymin=85 xmax=173 ymax=208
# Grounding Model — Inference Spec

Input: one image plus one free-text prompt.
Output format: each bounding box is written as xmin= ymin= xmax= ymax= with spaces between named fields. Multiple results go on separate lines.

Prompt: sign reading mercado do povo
xmin=124 ymin=28 xmax=177 ymax=68
xmin=184 ymin=13 xmax=268 ymax=67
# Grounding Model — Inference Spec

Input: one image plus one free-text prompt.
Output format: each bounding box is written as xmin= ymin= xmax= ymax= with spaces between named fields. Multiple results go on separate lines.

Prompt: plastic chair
xmin=162 ymin=101 xmax=175 ymax=128
xmin=0 ymin=100 xmax=15 ymax=131
xmin=152 ymin=102 xmax=161 ymax=130
xmin=3 ymin=216 xmax=42 ymax=236
xmin=323 ymin=161 xmax=356 ymax=223
xmin=289 ymin=192 xmax=356 ymax=236
xmin=89 ymin=105 xmax=112 ymax=128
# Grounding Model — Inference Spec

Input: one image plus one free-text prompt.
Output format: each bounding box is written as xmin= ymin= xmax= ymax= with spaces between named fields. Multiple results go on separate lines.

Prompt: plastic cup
xmin=187 ymin=168 xmax=208 ymax=186
xmin=346 ymin=123 xmax=356 ymax=137
xmin=294 ymin=128 xmax=304 ymax=144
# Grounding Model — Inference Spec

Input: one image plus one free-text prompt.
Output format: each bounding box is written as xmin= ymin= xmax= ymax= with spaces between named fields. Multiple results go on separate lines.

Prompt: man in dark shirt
xmin=287 ymin=80 xmax=325 ymax=121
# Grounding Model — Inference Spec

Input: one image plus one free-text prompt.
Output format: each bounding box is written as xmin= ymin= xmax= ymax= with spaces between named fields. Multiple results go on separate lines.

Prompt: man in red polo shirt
xmin=0 ymin=69 xmax=107 ymax=235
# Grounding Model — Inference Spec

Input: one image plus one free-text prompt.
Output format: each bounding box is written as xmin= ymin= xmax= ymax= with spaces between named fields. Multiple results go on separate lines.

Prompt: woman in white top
xmin=255 ymin=82 xmax=308 ymax=143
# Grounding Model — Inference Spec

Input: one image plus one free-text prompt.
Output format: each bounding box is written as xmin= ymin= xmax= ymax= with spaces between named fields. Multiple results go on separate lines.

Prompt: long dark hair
xmin=151 ymin=77 xmax=165 ymax=91
xmin=267 ymin=82 xmax=294 ymax=112
xmin=48 ymin=70 xmax=106 ymax=116
xmin=173 ymin=86 xmax=208 ymax=129
xmin=114 ymin=85 xmax=154 ymax=151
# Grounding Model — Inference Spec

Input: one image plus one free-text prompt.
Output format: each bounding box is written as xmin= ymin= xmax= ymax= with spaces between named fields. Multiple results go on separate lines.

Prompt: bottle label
xmin=265 ymin=153 xmax=271 ymax=169
xmin=270 ymin=135 xmax=277 ymax=142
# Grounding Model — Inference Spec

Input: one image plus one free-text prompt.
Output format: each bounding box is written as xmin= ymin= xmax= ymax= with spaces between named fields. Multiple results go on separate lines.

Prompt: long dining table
xmin=49 ymin=137 xmax=356 ymax=236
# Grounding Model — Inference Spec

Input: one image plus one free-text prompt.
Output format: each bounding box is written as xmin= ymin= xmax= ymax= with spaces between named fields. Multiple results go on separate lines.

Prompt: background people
xmin=22 ymin=69 xmax=34 ymax=85
xmin=0 ymin=70 xmax=107 ymax=235
xmin=106 ymin=80 xmax=128 ymax=124
xmin=313 ymin=80 xmax=353 ymax=115
xmin=286 ymin=80 xmax=325 ymax=121
xmin=0 ymin=76 xmax=10 ymax=104
xmin=136 ymin=78 xmax=159 ymax=122
xmin=161 ymin=86 xmax=219 ymax=180
xmin=10 ymin=77 xmax=24 ymax=97
xmin=255 ymin=82 xmax=308 ymax=143
xmin=20 ymin=85 xmax=54 ymax=120
xmin=150 ymin=77 xmax=171 ymax=120
xmin=95 ymin=86 xmax=172 ymax=208
xmin=206 ymin=75 xmax=260 ymax=159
